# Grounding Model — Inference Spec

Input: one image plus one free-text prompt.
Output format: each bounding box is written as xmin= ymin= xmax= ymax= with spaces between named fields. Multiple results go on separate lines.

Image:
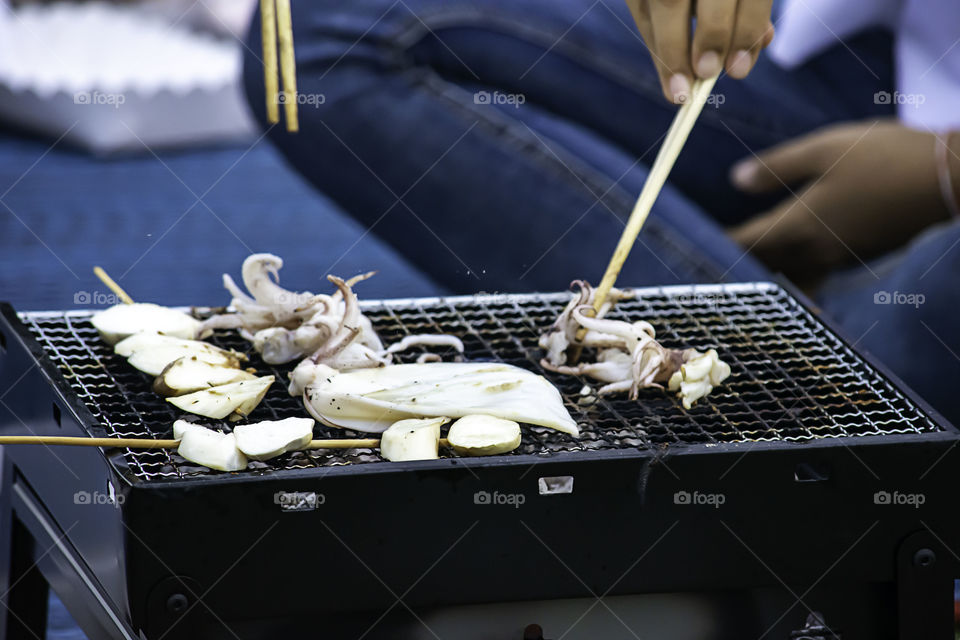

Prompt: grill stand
xmin=0 ymin=459 xmax=49 ymax=640
xmin=0 ymin=459 xmax=139 ymax=640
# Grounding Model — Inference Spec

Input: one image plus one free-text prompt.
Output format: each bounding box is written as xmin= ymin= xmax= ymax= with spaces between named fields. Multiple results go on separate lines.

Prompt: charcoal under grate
xmin=19 ymin=283 xmax=939 ymax=482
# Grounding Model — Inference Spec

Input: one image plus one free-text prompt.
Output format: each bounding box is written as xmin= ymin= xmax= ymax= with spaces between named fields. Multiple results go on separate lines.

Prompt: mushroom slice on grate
xmin=167 ymin=376 xmax=274 ymax=421
xmin=380 ymin=417 xmax=446 ymax=462
xmin=93 ymin=303 xmax=204 ymax=345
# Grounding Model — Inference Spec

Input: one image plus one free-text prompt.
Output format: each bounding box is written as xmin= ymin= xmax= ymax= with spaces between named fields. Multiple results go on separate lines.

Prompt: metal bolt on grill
xmin=19 ymin=283 xmax=939 ymax=482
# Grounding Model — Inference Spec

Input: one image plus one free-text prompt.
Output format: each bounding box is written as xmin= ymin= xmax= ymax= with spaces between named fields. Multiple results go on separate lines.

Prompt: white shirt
xmin=769 ymin=0 xmax=960 ymax=131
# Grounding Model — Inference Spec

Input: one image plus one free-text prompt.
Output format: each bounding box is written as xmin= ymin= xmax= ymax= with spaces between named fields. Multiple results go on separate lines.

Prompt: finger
xmin=761 ymin=21 xmax=775 ymax=48
xmin=626 ymin=0 xmax=677 ymax=97
xmin=725 ymin=0 xmax=774 ymax=79
xmin=647 ymin=0 xmax=695 ymax=103
xmin=626 ymin=0 xmax=662 ymax=69
xmin=625 ymin=0 xmax=651 ymax=36
xmin=729 ymin=131 xmax=830 ymax=193
xmin=625 ymin=0 xmax=651 ymax=38
xmin=690 ymin=0 xmax=738 ymax=79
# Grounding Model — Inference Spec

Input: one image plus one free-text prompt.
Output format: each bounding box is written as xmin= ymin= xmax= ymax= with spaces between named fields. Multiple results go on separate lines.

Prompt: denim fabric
xmin=242 ymin=0 xmax=786 ymax=293
xmin=818 ymin=219 xmax=960 ymax=426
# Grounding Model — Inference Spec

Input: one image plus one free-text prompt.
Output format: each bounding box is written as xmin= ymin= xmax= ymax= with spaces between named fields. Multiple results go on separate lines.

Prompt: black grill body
xmin=0 ymin=283 xmax=958 ymax=640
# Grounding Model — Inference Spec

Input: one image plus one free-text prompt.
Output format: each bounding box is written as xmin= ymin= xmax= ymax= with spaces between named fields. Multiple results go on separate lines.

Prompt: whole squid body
xmin=299 ymin=362 xmax=579 ymax=436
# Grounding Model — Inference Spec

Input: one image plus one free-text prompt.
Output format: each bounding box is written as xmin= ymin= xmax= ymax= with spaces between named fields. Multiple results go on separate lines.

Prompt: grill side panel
xmin=121 ymin=434 xmax=960 ymax=639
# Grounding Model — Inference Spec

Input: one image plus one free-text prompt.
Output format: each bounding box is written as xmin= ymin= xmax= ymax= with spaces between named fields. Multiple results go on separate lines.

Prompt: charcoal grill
xmin=1 ymin=282 xmax=958 ymax=640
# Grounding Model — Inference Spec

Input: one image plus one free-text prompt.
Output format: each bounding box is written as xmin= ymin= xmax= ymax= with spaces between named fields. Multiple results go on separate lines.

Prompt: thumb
xmin=730 ymin=131 xmax=829 ymax=194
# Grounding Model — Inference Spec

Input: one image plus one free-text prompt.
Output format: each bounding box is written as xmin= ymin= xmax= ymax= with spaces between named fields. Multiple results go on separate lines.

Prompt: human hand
xmin=728 ymin=120 xmax=953 ymax=287
xmin=625 ymin=0 xmax=775 ymax=103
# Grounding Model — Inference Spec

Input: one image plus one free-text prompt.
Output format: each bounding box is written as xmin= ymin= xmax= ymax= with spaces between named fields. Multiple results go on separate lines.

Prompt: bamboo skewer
xmin=0 ymin=436 xmax=180 ymax=449
xmin=259 ymin=0 xmax=280 ymax=124
xmin=305 ymin=438 xmax=383 ymax=449
xmin=0 ymin=435 xmax=449 ymax=451
xmin=571 ymin=76 xmax=719 ymax=358
xmin=93 ymin=266 xmax=134 ymax=305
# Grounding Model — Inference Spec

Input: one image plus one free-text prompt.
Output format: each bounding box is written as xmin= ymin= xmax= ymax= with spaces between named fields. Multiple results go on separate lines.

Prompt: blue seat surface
xmin=0 ymin=133 xmax=441 ymax=311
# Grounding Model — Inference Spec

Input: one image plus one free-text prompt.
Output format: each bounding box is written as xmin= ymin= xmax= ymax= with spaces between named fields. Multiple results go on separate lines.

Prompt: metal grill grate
xmin=19 ymin=283 xmax=939 ymax=482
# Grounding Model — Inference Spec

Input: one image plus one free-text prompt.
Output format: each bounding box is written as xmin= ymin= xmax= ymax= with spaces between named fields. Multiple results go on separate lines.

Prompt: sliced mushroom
xmin=92 ymin=303 xmax=203 ymax=345
xmin=177 ymin=427 xmax=247 ymax=471
xmin=115 ymin=332 xmax=246 ymax=376
xmin=167 ymin=376 xmax=274 ymax=421
xmin=446 ymin=415 xmax=522 ymax=456
xmin=380 ymin=417 xmax=445 ymax=462
xmin=153 ymin=357 xmax=256 ymax=397
xmin=173 ymin=419 xmax=208 ymax=440
xmin=233 ymin=417 xmax=315 ymax=461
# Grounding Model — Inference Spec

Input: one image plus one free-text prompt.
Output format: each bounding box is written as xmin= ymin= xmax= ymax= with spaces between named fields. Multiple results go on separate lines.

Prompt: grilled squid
xmin=539 ymin=281 xmax=731 ymax=408
xmin=201 ymin=254 xmax=464 ymax=369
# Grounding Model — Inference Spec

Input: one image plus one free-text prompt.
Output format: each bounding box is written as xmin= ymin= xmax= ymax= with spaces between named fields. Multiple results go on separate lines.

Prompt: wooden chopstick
xmin=260 ymin=0 xmax=280 ymax=125
xmin=591 ymin=75 xmax=719 ymax=312
xmin=570 ymin=75 xmax=719 ymax=358
xmin=260 ymin=0 xmax=298 ymax=131
xmin=93 ymin=266 xmax=134 ymax=305
xmin=0 ymin=436 xmax=453 ymax=450
xmin=274 ymin=0 xmax=299 ymax=132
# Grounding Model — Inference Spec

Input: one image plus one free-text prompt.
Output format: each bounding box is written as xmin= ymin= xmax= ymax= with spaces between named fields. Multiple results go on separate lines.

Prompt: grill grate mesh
xmin=19 ymin=283 xmax=939 ymax=482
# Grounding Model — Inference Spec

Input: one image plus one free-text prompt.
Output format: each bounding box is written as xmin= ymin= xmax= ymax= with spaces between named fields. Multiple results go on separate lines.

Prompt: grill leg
xmin=0 ymin=451 xmax=11 ymax=639
xmin=3 ymin=519 xmax=50 ymax=640
xmin=0 ymin=454 xmax=50 ymax=640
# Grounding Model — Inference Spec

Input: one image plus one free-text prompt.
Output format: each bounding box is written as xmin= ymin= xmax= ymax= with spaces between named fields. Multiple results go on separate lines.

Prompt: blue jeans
xmin=241 ymin=0 xmax=960 ymax=426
